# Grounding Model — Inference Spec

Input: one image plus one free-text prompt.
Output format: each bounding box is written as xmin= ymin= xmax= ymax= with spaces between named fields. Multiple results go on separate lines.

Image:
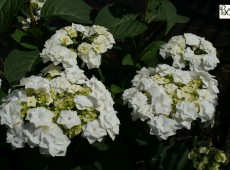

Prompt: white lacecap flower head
xmin=160 ymin=33 xmax=219 ymax=71
xmin=122 ymin=64 xmax=219 ymax=140
xmin=41 ymin=24 xmax=114 ymax=69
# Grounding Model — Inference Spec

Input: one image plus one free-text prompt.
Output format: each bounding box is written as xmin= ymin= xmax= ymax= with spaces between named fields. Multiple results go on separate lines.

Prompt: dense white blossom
xmin=0 ymin=66 xmax=119 ymax=156
xmin=41 ymin=24 xmax=115 ymax=69
xmin=122 ymin=64 xmax=219 ymax=140
xmin=160 ymin=33 xmax=219 ymax=71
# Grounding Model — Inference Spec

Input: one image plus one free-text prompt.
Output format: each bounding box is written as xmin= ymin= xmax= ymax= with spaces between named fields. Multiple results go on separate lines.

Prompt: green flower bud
xmin=214 ymin=151 xmax=227 ymax=163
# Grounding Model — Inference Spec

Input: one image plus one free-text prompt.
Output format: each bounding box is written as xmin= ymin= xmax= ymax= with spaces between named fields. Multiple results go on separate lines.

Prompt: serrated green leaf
xmin=95 ymin=5 xmax=147 ymax=39
xmin=41 ymin=0 xmax=92 ymax=24
xmin=110 ymin=84 xmax=124 ymax=94
xmin=122 ymin=54 xmax=135 ymax=66
xmin=4 ymin=49 xmax=40 ymax=84
xmin=0 ymin=0 xmax=26 ymax=33
xmin=162 ymin=0 xmax=177 ymax=35
xmin=141 ymin=41 xmax=165 ymax=67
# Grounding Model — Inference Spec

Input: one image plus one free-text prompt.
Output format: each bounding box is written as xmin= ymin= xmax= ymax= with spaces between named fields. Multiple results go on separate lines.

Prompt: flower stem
xmin=97 ymin=68 xmax=105 ymax=82
xmin=28 ymin=0 xmax=36 ymax=26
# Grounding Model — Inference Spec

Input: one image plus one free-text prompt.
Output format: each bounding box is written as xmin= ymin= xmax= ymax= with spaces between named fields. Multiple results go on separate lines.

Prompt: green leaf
xmin=0 ymin=89 xmax=6 ymax=103
xmin=140 ymin=41 xmax=165 ymax=67
xmin=176 ymin=14 xmax=189 ymax=23
xmin=110 ymin=84 xmax=124 ymax=94
xmin=4 ymin=49 xmax=40 ymax=84
xmin=162 ymin=0 xmax=177 ymax=35
xmin=147 ymin=0 xmax=188 ymax=33
xmin=41 ymin=0 xmax=92 ymax=24
xmin=94 ymin=161 xmax=103 ymax=170
xmin=0 ymin=0 xmax=26 ymax=33
xmin=95 ymin=5 xmax=147 ymax=39
xmin=122 ymin=54 xmax=135 ymax=66
xmin=135 ymin=138 xmax=148 ymax=146
xmin=92 ymin=142 xmax=110 ymax=151
xmin=11 ymin=29 xmax=37 ymax=49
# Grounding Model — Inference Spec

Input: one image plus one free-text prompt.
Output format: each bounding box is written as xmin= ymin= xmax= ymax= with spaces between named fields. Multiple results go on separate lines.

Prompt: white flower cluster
xmin=0 ymin=66 xmax=120 ymax=156
xmin=22 ymin=0 xmax=46 ymax=28
xmin=41 ymin=24 xmax=115 ymax=69
xmin=122 ymin=64 xmax=218 ymax=140
xmin=159 ymin=33 xmax=219 ymax=71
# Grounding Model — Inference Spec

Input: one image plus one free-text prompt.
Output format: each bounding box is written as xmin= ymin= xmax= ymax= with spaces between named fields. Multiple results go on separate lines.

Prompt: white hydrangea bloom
xmin=160 ymin=33 xmax=219 ymax=71
xmin=0 ymin=65 xmax=119 ymax=155
xmin=41 ymin=24 xmax=115 ymax=69
xmin=122 ymin=64 xmax=219 ymax=140
xmin=57 ymin=110 xmax=81 ymax=129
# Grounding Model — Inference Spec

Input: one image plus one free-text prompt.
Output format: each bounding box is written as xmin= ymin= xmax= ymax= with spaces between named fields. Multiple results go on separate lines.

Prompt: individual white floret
xmin=39 ymin=124 xmax=70 ymax=157
xmin=57 ymin=110 xmax=81 ymax=129
xmin=75 ymin=76 xmax=114 ymax=112
xmin=61 ymin=65 xmax=86 ymax=84
xmin=23 ymin=123 xmax=41 ymax=147
xmin=174 ymin=101 xmax=198 ymax=129
xmin=20 ymin=76 xmax=50 ymax=92
xmin=198 ymin=99 xmax=215 ymax=126
xmin=50 ymin=77 xmax=71 ymax=94
xmin=0 ymin=101 xmax=23 ymax=128
xmin=82 ymin=119 xmax=107 ymax=144
xmin=148 ymin=115 xmax=180 ymax=140
xmin=26 ymin=107 xmax=54 ymax=128
xmin=99 ymin=110 xmax=120 ymax=140
xmin=6 ymin=123 xmax=25 ymax=149
xmin=41 ymin=44 xmax=77 ymax=68
xmin=27 ymin=96 xmax=37 ymax=107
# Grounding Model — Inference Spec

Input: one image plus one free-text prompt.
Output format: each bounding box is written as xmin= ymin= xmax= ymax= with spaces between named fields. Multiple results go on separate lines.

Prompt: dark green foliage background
xmin=0 ymin=0 xmax=230 ymax=170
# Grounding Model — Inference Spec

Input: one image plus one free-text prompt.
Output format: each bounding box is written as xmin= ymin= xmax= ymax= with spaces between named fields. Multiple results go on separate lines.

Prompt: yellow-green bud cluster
xmin=188 ymin=141 xmax=227 ymax=170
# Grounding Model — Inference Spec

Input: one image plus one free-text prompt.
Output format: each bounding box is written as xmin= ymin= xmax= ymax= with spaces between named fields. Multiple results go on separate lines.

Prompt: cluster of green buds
xmin=188 ymin=140 xmax=227 ymax=170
